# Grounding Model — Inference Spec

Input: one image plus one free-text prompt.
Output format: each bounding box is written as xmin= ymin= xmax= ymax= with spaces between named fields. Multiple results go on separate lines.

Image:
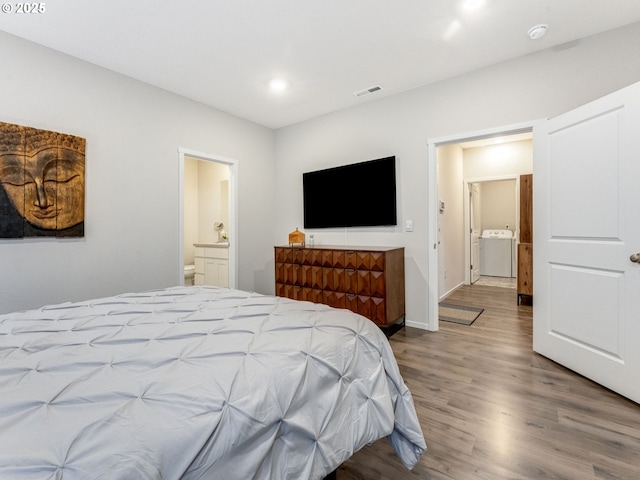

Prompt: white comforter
xmin=0 ymin=286 xmax=426 ymax=479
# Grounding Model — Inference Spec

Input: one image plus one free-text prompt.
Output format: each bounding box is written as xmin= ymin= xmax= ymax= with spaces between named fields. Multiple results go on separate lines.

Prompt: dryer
xmin=480 ymin=229 xmax=513 ymax=277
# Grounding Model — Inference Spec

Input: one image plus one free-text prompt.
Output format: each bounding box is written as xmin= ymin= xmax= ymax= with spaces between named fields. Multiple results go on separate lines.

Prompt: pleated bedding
xmin=0 ymin=286 xmax=426 ymax=479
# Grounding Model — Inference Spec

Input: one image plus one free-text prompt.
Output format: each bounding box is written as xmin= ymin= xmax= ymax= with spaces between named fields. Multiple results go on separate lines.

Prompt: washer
xmin=480 ymin=229 xmax=513 ymax=277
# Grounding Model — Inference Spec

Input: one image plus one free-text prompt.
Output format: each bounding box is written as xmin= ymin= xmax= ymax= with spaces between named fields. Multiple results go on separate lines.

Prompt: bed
xmin=0 ymin=286 xmax=426 ymax=479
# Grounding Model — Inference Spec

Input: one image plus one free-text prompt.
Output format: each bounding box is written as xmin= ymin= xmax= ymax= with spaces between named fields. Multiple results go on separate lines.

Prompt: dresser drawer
xmin=274 ymin=245 xmax=404 ymax=328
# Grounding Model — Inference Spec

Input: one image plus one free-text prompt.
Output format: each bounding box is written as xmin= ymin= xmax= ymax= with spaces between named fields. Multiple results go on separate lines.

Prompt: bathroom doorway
xmin=178 ymin=148 xmax=238 ymax=288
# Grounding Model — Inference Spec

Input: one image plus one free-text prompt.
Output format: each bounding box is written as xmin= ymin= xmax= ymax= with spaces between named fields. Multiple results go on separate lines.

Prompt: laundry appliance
xmin=480 ymin=229 xmax=514 ymax=277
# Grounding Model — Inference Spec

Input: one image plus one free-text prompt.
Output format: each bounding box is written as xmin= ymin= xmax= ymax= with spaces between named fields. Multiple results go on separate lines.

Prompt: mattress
xmin=0 ymin=286 xmax=426 ymax=479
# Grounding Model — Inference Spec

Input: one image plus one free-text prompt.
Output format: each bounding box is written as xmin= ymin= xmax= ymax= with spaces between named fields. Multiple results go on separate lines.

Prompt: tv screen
xmin=303 ymin=156 xmax=397 ymax=229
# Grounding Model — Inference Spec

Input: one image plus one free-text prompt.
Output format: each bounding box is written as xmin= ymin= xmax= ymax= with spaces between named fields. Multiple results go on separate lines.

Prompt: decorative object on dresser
xmin=275 ymin=245 xmax=405 ymax=331
xmin=288 ymin=227 xmax=305 ymax=246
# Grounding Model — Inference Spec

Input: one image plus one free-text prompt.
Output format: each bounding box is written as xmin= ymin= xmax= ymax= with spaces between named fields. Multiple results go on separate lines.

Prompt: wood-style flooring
xmin=337 ymin=284 xmax=640 ymax=479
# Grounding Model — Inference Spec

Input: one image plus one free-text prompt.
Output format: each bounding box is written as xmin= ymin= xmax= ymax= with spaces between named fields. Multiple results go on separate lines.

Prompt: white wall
xmin=274 ymin=22 xmax=640 ymax=329
xmin=0 ymin=32 xmax=276 ymax=314
xmin=479 ymin=179 xmax=517 ymax=232
xmin=197 ymin=161 xmax=229 ymax=245
xmin=463 ymin=139 xmax=533 ymax=234
xmin=437 ymin=144 xmax=465 ymax=299
xmin=463 ymin=140 xmax=533 ymax=179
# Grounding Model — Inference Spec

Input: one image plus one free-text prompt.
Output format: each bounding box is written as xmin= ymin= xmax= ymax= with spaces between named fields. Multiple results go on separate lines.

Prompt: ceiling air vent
xmin=353 ymin=85 xmax=383 ymax=97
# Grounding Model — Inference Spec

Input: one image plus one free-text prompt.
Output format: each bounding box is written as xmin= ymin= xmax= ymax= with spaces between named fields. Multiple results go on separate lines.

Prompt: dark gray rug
xmin=439 ymin=303 xmax=483 ymax=326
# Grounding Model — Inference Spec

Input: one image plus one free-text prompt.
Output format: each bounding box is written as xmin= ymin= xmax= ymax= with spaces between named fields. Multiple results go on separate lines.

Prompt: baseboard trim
xmin=439 ymin=281 xmax=464 ymax=302
xmin=405 ymin=319 xmax=431 ymax=331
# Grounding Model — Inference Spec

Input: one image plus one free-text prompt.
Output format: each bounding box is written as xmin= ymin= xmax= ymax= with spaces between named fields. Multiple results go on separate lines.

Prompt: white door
xmin=470 ymin=183 xmax=481 ymax=283
xmin=534 ymin=82 xmax=640 ymax=403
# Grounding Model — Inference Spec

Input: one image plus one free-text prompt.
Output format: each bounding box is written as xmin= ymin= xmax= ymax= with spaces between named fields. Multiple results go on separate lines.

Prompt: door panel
xmin=534 ymin=82 xmax=640 ymax=403
xmin=550 ymin=264 xmax=621 ymax=356
xmin=550 ymin=109 xmax=620 ymax=238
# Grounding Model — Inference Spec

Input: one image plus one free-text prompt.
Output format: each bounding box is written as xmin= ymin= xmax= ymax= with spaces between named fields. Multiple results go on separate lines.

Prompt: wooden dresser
xmin=274 ymin=245 xmax=405 ymax=328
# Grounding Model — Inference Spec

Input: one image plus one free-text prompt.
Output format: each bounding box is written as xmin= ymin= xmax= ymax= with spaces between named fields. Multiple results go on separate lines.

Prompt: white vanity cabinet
xmin=194 ymin=244 xmax=229 ymax=287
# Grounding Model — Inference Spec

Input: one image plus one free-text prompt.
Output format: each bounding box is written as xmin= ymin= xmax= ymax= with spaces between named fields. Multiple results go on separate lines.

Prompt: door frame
xmin=469 ymin=182 xmax=482 ymax=285
xmin=177 ymin=147 xmax=239 ymax=289
xmin=427 ymin=120 xmax=539 ymax=331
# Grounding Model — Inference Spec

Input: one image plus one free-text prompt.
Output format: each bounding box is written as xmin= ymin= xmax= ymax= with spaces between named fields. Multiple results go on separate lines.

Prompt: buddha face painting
xmin=0 ymin=122 xmax=85 ymax=237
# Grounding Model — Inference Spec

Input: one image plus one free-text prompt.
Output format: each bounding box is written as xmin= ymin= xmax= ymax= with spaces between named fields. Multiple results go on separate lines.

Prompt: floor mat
xmin=439 ymin=303 xmax=483 ymax=326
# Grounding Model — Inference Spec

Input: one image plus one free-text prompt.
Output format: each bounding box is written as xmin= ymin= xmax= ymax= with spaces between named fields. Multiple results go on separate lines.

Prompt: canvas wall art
xmin=0 ymin=122 xmax=85 ymax=238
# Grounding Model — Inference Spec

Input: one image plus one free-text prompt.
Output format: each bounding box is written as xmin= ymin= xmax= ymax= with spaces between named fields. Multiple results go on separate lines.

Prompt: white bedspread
xmin=0 ymin=286 xmax=426 ymax=479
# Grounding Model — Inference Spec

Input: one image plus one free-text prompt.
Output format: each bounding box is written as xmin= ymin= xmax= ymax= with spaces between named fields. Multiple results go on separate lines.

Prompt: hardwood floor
xmin=338 ymin=284 xmax=640 ymax=479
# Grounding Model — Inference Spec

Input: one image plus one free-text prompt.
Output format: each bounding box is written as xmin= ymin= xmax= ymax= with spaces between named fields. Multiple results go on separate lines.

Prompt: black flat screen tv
xmin=303 ymin=156 xmax=397 ymax=229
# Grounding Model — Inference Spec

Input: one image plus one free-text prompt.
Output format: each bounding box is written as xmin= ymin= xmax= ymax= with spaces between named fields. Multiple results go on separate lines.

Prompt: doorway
xmin=177 ymin=148 xmax=238 ymax=288
xmin=427 ymin=123 xmax=535 ymax=331
xmin=464 ymin=177 xmax=518 ymax=287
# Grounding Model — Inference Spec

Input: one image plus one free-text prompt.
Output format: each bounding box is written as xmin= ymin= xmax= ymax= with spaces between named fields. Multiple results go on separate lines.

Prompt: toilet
xmin=184 ymin=264 xmax=195 ymax=286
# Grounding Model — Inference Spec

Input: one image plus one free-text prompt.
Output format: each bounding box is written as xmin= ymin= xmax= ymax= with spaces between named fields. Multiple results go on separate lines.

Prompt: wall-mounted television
xmin=303 ymin=156 xmax=397 ymax=229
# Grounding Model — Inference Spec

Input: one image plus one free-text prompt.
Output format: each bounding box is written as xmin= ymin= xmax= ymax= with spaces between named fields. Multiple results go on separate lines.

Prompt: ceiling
xmin=2 ymin=1 xmax=640 ymax=129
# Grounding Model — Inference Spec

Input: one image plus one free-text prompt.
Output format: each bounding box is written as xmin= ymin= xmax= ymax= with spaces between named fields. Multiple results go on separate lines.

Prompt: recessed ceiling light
xmin=461 ymin=0 xmax=485 ymax=12
xmin=527 ymin=24 xmax=548 ymax=40
xmin=269 ymin=78 xmax=288 ymax=92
